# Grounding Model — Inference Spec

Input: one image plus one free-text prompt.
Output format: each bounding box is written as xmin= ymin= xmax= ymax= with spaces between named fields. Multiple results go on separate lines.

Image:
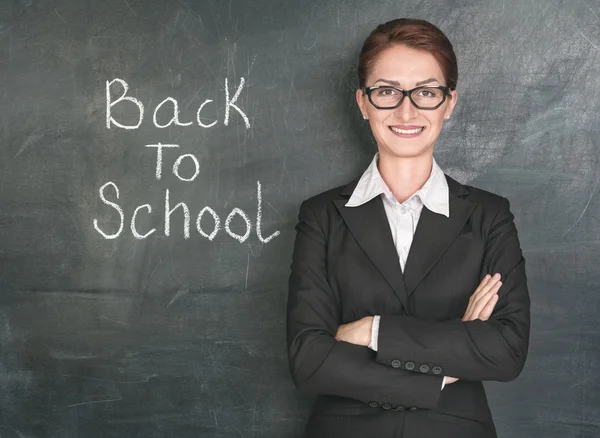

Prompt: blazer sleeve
xmin=287 ymin=199 xmax=445 ymax=409
xmin=375 ymin=196 xmax=531 ymax=382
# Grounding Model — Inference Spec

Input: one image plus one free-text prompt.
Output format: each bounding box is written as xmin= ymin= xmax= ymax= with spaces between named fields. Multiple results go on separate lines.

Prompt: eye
xmin=417 ymin=88 xmax=438 ymax=98
xmin=376 ymin=87 xmax=396 ymax=96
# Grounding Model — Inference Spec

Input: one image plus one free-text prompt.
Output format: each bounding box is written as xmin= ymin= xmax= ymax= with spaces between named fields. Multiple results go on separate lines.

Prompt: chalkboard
xmin=1 ymin=0 xmax=599 ymax=437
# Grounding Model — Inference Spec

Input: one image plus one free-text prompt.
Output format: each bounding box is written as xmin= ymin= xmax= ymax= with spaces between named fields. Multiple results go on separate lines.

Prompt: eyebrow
xmin=373 ymin=77 xmax=440 ymax=87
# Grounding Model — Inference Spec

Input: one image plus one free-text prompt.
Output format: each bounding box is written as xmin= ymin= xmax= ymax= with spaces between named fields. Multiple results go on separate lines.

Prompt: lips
xmin=389 ymin=125 xmax=425 ymax=135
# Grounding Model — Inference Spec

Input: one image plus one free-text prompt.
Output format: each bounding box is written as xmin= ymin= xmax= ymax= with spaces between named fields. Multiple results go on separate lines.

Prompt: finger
xmin=478 ymin=273 xmax=501 ymax=294
xmin=471 ymin=280 xmax=501 ymax=310
xmin=468 ymin=276 xmax=499 ymax=307
xmin=470 ymin=274 xmax=501 ymax=305
xmin=464 ymin=281 xmax=501 ymax=321
xmin=463 ymin=274 xmax=501 ymax=321
xmin=470 ymin=274 xmax=492 ymax=298
xmin=470 ymin=281 xmax=501 ymax=319
xmin=478 ymin=293 xmax=499 ymax=321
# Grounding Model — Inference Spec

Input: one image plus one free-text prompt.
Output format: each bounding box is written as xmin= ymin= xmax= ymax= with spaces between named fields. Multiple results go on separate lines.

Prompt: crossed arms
xmin=286 ymin=196 xmax=530 ymax=409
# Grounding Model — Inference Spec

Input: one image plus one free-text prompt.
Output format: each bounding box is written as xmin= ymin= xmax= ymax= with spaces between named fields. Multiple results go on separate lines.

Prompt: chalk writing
xmin=106 ymin=77 xmax=250 ymax=130
xmin=95 ymin=77 xmax=279 ymax=245
xmin=94 ymin=181 xmax=278 ymax=242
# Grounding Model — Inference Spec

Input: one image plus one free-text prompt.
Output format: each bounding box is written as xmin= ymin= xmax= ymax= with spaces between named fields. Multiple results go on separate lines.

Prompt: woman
xmin=286 ymin=18 xmax=530 ymax=438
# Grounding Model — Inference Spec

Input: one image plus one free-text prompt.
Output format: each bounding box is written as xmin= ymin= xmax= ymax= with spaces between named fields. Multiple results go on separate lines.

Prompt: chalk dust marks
xmin=67 ymin=397 xmax=123 ymax=408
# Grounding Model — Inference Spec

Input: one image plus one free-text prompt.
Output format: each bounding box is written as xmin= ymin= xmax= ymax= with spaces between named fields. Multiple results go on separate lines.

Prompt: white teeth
xmin=390 ymin=127 xmax=423 ymax=135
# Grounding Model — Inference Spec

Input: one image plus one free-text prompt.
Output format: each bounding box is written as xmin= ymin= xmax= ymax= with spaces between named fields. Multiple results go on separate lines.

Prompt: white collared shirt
xmin=346 ymin=153 xmax=450 ymax=272
xmin=345 ymin=152 xmax=450 ymax=388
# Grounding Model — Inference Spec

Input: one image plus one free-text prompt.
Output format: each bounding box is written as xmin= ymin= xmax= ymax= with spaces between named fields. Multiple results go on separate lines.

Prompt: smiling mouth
xmin=389 ymin=126 xmax=425 ymax=135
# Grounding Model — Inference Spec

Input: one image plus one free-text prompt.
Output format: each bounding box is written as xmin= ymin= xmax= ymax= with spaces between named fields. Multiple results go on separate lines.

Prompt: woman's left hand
xmin=335 ymin=316 xmax=374 ymax=347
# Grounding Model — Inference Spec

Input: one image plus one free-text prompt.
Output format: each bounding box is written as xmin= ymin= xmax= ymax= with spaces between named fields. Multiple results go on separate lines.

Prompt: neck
xmin=377 ymin=151 xmax=434 ymax=203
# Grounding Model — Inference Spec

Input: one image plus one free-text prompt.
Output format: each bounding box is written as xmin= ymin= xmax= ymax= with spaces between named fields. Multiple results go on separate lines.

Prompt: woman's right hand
xmin=445 ymin=273 xmax=503 ymax=386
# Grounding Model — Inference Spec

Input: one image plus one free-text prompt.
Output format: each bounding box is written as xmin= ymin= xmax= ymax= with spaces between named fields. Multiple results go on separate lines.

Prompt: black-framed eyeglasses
xmin=361 ymin=85 xmax=452 ymax=110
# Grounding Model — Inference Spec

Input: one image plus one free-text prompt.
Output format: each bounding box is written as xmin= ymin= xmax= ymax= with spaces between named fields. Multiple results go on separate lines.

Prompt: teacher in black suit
xmin=286 ymin=18 xmax=530 ymax=438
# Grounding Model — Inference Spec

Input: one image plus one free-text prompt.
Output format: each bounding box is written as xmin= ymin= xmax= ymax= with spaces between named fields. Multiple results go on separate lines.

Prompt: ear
xmin=445 ymin=89 xmax=458 ymax=118
xmin=355 ymin=88 xmax=368 ymax=119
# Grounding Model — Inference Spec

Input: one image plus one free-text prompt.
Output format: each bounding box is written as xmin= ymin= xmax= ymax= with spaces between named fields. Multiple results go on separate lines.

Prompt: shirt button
xmin=391 ymin=359 xmax=402 ymax=368
xmin=404 ymin=361 xmax=415 ymax=371
xmin=432 ymin=366 xmax=443 ymax=375
xmin=419 ymin=364 xmax=430 ymax=373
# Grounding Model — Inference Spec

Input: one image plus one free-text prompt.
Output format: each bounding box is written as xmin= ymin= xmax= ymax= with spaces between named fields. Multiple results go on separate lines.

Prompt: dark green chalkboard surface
xmin=1 ymin=0 xmax=599 ymax=437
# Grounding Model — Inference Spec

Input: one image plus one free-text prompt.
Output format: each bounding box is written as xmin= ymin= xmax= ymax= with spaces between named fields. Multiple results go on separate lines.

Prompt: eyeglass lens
xmin=370 ymin=86 xmax=445 ymax=109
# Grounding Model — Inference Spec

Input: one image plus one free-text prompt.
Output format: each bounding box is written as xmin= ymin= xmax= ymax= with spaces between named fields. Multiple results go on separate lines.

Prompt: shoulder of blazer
xmin=299 ymin=173 xmax=509 ymax=222
xmin=300 ymin=174 xmax=507 ymax=204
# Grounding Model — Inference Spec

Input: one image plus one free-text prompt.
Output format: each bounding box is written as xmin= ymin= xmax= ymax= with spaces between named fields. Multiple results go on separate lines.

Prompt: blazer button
xmin=382 ymin=403 xmax=392 ymax=410
xmin=404 ymin=361 xmax=415 ymax=371
xmin=432 ymin=365 xmax=443 ymax=375
xmin=419 ymin=364 xmax=430 ymax=373
xmin=391 ymin=359 xmax=402 ymax=368
xmin=368 ymin=401 xmax=379 ymax=408
xmin=409 ymin=406 xmax=418 ymax=411
xmin=393 ymin=405 xmax=405 ymax=411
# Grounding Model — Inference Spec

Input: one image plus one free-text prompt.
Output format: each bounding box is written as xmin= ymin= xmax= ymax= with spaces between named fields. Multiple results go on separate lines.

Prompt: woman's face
xmin=356 ymin=44 xmax=458 ymax=160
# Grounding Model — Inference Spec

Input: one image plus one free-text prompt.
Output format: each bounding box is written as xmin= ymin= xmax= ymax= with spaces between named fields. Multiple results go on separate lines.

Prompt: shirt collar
xmin=345 ymin=152 xmax=450 ymax=217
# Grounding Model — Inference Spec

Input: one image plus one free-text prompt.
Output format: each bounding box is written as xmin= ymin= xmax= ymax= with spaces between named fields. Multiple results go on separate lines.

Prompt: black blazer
xmin=286 ymin=173 xmax=531 ymax=438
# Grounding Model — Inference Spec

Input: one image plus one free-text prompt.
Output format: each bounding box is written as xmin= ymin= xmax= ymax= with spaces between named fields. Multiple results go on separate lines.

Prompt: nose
xmin=394 ymin=95 xmax=419 ymax=121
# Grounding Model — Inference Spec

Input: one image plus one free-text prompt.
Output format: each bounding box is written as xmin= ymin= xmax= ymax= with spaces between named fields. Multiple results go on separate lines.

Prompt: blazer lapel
xmin=333 ymin=174 xmax=477 ymax=307
xmin=334 ymin=179 xmax=409 ymax=309
xmin=403 ymin=175 xmax=477 ymax=297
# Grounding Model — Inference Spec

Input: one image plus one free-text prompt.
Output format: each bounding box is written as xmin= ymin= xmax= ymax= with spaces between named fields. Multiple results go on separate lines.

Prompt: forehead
xmin=367 ymin=45 xmax=445 ymax=85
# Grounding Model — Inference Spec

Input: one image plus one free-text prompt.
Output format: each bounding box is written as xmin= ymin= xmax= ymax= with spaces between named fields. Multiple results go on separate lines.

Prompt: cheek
xmin=427 ymin=114 xmax=445 ymax=130
xmin=373 ymin=122 xmax=393 ymax=142
xmin=368 ymin=114 xmax=389 ymax=133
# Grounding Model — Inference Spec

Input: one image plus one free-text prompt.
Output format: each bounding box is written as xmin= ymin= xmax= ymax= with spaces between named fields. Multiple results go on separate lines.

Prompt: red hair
xmin=358 ymin=19 xmax=458 ymax=90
